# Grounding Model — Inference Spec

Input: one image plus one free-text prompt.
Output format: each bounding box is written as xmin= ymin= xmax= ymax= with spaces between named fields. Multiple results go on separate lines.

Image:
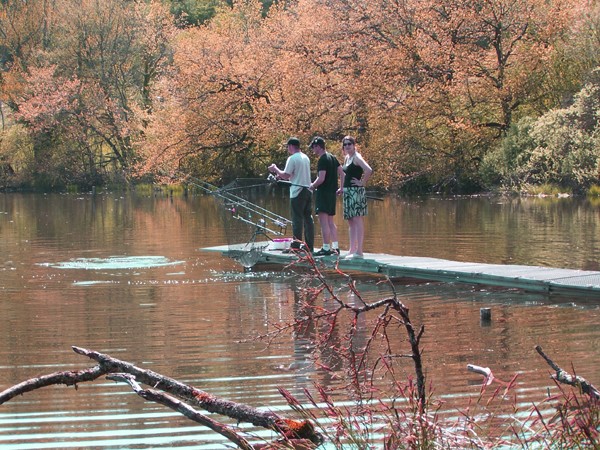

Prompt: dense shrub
xmin=482 ymin=69 xmax=600 ymax=193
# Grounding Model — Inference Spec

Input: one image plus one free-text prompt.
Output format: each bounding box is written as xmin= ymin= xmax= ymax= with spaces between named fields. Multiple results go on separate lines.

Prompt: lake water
xmin=0 ymin=191 xmax=599 ymax=448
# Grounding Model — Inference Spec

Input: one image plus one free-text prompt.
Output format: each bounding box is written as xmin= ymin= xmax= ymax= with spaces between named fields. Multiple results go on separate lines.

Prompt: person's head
xmin=286 ymin=137 xmax=301 ymax=153
xmin=342 ymin=135 xmax=356 ymax=155
xmin=309 ymin=136 xmax=326 ymax=156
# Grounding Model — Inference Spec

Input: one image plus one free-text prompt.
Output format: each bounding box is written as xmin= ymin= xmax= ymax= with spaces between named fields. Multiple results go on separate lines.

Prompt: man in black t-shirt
xmin=309 ymin=137 xmax=344 ymax=256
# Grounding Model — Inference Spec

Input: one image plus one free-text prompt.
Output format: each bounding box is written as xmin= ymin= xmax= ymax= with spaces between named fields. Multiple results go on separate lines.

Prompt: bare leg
xmin=327 ymin=215 xmax=338 ymax=245
xmin=317 ymin=212 xmax=331 ymax=246
xmin=354 ymin=216 xmax=364 ymax=256
xmin=347 ymin=217 xmax=358 ymax=254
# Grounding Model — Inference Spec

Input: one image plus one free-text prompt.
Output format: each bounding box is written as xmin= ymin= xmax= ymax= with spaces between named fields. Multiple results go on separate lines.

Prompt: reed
xmin=267 ymin=254 xmax=600 ymax=448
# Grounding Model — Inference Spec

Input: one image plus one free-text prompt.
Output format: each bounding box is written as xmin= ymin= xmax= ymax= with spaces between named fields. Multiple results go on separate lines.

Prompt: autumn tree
xmin=138 ymin=0 xmax=366 ymax=182
xmin=0 ymin=0 xmax=58 ymax=184
xmin=539 ymin=0 xmax=600 ymax=110
xmin=317 ymin=0 xmax=581 ymax=191
xmin=2 ymin=0 xmax=173 ymax=188
xmin=2 ymin=0 xmax=598 ymax=191
xmin=138 ymin=0 xmax=267 ymax=182
xmin=140 ymin=1 xmax=314 ymax=181
xmin=0 ymin=0 xmax=53 ymax=73
xmin=142 ymin=0 xmax=585 ymax=190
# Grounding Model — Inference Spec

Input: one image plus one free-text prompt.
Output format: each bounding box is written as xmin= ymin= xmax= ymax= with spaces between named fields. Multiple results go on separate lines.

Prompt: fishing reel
xmin=267 ymin=173 xmax=278 ymax=184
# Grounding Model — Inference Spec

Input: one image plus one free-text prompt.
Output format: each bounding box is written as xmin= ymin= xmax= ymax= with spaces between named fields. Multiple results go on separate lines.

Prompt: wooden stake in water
xmin=480 ymin=307 xmax=492 ymax=323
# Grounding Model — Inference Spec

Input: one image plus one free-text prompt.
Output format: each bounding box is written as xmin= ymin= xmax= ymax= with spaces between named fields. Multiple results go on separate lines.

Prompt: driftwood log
xmin=0 ymin=346 xmax=323 ymax=449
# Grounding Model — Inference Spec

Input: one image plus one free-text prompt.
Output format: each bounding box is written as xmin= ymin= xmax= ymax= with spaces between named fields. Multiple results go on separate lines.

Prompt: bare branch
xmin=107 ymin=373 xmax=254 ymax=450
xmin=1 ymin=346 xmax=323 ymax=447
xmin=0 ymin=365 xmax=107 ymax=404
xmin=71 ymin=346 xmax=322 ymax=443
xmin=535 ymin=345 xmax=600 ymax=400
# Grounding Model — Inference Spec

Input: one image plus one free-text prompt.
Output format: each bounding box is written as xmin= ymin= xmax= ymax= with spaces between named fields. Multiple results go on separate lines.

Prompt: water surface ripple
xmin=0 ymin=193 xmax=598 ymax=448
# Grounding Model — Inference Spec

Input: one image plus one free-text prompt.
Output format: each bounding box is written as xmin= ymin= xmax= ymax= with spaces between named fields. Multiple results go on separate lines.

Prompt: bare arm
xmin=310 ymin=170 xmax=327 ymax=190
xmin=351 ymin=154 xmax=373 ymax=187
xmin=337 ymin=165 xmax=345 ymax=195
xmin=268 ymin=164 xmax=292 ymax=181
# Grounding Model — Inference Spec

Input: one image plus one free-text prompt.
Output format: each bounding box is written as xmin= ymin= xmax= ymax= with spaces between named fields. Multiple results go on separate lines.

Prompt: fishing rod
xmin=220 ymin=178 xmax=275 ymax=192
xmin=178 ymin=172 xmax=292 ymax=237
xmin=268 ymin=174 xmax=384 ymax=201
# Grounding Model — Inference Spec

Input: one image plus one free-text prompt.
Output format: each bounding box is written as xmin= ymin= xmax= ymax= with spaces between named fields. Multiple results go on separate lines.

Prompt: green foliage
xmin=527 ymin=183 xmax=570 ymax=196
xmin=481 ymin=70 xmax=600 ymax=194
xmin=588 ymin=184 xmax=600 ymax=197
xmin=166 ymin=0 xmax=276 ymax=27
xmin=479 ymin=118 xmax=537 ymax=191
xmin=167 ymin=0 xmax=226 ymax=27
xmin=3 ymin=128 xmax=110 ymax=191
xmin=0 ymin=124 xmax=30 ymax=186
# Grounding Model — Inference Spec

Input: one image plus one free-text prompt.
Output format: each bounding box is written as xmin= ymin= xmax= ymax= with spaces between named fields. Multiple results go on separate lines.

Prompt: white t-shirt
xmin=284 ymin=151 xmax=311 ymax=198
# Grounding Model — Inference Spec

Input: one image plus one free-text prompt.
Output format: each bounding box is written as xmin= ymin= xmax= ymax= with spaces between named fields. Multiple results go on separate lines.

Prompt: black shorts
xmin=315 ymin=190 xmax=336 ymax=215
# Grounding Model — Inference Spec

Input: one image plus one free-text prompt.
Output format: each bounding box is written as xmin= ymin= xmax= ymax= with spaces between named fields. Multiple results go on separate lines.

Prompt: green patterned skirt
xmin=343 ymin=186 xmax=368 ymax=220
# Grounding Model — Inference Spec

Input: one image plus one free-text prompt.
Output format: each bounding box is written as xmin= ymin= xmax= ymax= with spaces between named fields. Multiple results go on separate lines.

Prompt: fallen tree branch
xmin=535 ymin=345 xmax=600 ymax=400
xmin=0 ymin=365 xmax=107 ymax=404
xmin=72 ymin=346 xmax=321 ymax=442
xmin=0 ymin=346 xmax=323 ymax=448
xmin=107 ymin=373 xmax=254 ymax=450
xmin=71 ymin=346 xmax=280 ymax=428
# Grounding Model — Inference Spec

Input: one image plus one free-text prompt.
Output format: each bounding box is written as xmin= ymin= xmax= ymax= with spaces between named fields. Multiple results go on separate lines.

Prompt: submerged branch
xmin=108 ymin=373 xmax=254 ymax=450
xmin=535 ymin=345 xmax=600 ymax=400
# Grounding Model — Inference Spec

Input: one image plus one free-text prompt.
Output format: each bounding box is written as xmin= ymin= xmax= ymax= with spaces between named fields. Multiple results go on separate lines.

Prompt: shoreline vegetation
xmin=2 ymin=181 xmax=600 ymax=200
xmin=0 ymin=0 xmax=599 ymax=196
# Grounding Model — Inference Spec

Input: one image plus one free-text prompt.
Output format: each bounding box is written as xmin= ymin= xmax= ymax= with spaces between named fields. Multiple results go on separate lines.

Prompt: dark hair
xmin=286 ymin=137 xmax=301 ymax=147
xmin=342 ymin=135 xmax=356 ymax=146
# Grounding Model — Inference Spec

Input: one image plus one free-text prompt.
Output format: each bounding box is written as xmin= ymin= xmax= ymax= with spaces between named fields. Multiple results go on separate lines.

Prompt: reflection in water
xmin=0 ymin=193 xmax=599 ymax=448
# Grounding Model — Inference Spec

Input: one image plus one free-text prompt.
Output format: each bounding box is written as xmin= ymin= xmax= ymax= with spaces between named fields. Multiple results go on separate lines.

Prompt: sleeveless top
xmin=343 ymin=159 xmax=364 ymax=188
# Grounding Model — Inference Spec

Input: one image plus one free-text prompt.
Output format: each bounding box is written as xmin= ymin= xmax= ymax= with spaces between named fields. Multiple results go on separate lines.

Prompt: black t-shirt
xmin=317 ymin=152 xmax=340 ymax=192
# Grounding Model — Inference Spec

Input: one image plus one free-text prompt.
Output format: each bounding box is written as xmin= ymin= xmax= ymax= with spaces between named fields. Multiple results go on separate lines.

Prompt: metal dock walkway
xmin=202 ymin=244 xmax=600 ymax=297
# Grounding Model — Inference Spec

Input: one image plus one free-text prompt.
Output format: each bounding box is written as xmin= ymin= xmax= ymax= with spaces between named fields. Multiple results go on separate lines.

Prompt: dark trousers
xmin=290 ymin=188 xmax=314 ymax=251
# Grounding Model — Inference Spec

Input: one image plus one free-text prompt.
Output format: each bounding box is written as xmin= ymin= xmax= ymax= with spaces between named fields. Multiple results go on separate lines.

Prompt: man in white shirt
xmin=268 ymin=137 xmax=314 ymax=252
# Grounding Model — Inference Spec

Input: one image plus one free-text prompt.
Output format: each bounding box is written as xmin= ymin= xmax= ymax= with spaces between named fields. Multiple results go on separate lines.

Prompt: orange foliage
xmin=3 ymin=0 xmax=174 ymax=175
xmin=1 ymin=0 xmax=591 ymax=188
xmin=320 ymin=0 xmax=582 ymax=187
xmin=14 ymin=65 xmax=81 ymax=132
xmin=138 ymin=0 xmax=358 ymax=180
